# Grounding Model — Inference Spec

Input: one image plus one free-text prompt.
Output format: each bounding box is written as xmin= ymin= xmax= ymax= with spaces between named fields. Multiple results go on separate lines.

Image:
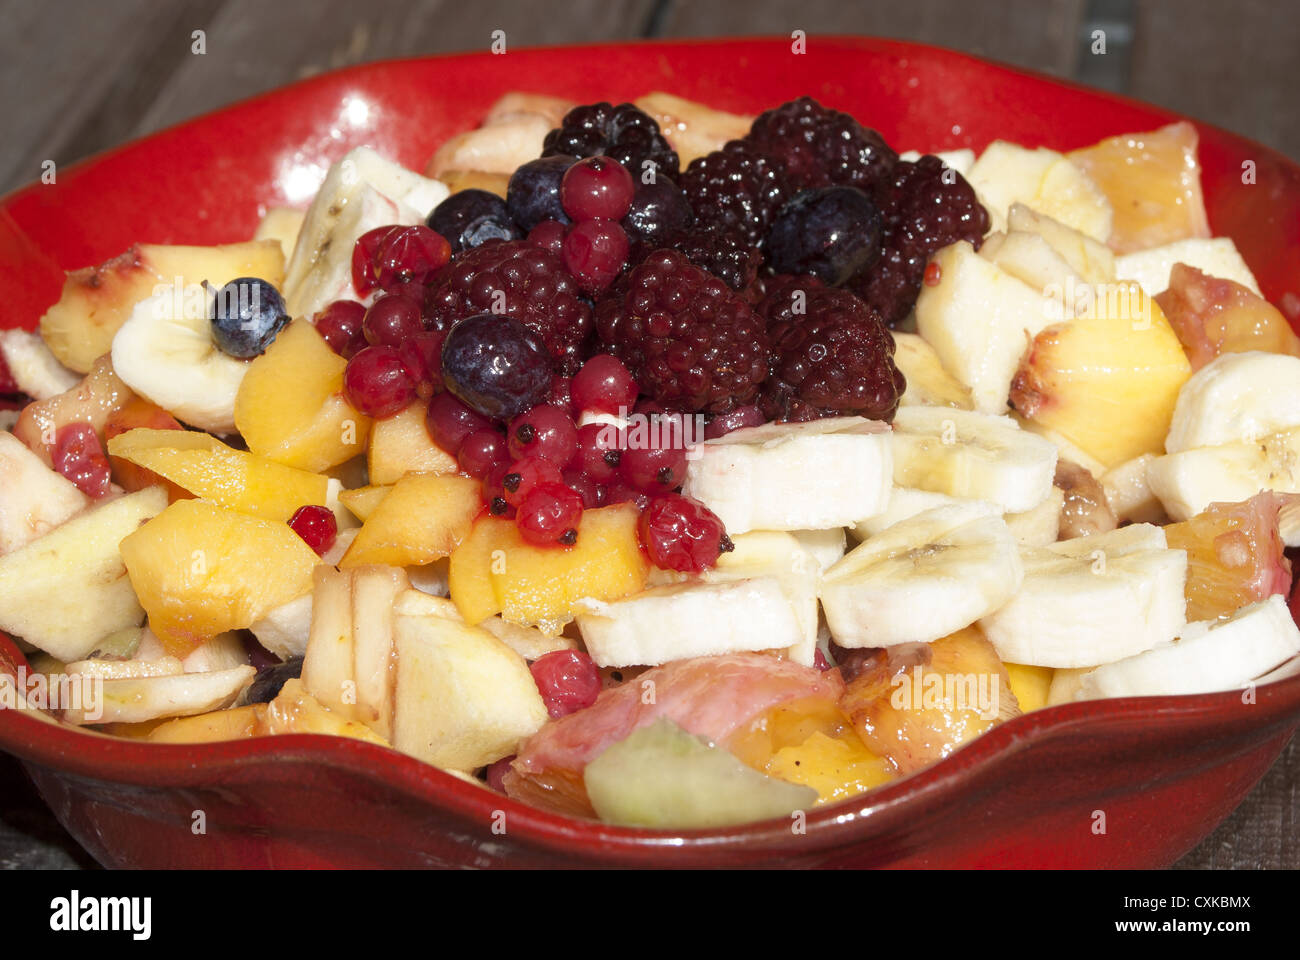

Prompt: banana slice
xmin=790 ymin=527 xmax=847 ymax=573
xmin=575 ymin=578 xmax=803 ymax=668
xmin=681 ymin=417 xmax=892 ymax=535
xmin=1075 ymin=596 xmax=1300 ymax=699
xmin=0 ymin=329 xmax=79 ymax=400
xmin=855 ymin=486 xmax=1059 ymax=547
xmin=1101 ymin=453 xmax=1165 ymax=524
xmin=980 ymin=524 xmax=1187 ymax=668
xmin=1004 ymin=486 xmax=1064 ymax=546
xmin=1165 ymin=351 xmax=1300 ymax=453
xmin=821 ymin=503 xmax=1024 ymax=648
xmin=282 ymin=147 xmax=449 ymax=319
xmin=111 ymin=288 xmax=249 ymax=434
xmin=890 ymin=406 xmax=1059 ymax=513
xmin=891 ymin=331 xmax=974 ymax=410
xmin=1147 ymin=428 xmax=1300 ymax=521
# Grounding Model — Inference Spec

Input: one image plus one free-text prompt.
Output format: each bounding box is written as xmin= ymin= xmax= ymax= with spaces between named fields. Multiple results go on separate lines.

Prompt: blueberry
xmin=210 ymin=277 xmax=289 ymax=358
xmin=441 ymin=313 xmax=553 ymax=421
xmin=765 ymin=186 xmax=883 ymax=286
xmin=621 ymin=175 xmax=693 ymax=246
xmin=245 ymin=656 xmax=303 ymax=704
xmin=506 ymin=155 xmax=578 ymax=232
xmin=427 ymin=189 xmax=521 ymax=253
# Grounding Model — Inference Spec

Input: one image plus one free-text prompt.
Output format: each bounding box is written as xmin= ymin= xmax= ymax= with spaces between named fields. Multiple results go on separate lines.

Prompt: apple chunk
xmin=392 ymin=612 xmax=548 ymax=771
xmin=0 ymin=487 xmax=167 ymax=661
xmin=0 ymin=431 xmax=89 ymax=556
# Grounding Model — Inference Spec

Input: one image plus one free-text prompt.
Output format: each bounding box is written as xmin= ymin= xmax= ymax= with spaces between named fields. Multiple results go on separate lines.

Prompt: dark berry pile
xmin=424 ymin=240 xmax=593 ymax=374
xmin=679 ymin=140 xmax=791 ymax=247
xmin=759 ymin=285 xmax=904 ymax=423
xmin=745 ymin=96 xmax=897 ymax=193
xmin=542 ymin=102 xmax=680 ymax=179
xmin=851 ymin=153 xmax=990 ymax=327
xmin=594 ymin=250 xmax=769 ymax=413
xmin=320 ymin=92 xmax=995 ymax=560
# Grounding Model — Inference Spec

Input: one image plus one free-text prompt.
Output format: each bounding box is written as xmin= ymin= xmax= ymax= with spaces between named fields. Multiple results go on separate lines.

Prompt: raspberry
xmin=745 ymin=96 xmax=898 ymax=193
xmin=424 ymin=240 xmax=593 ymax=374
xmin=760 ymin=287 xmax=904 ymax=423
xmin=635 ymin=230 xmax=762 ymax=293
xmin=679 ymin=140 xmax=791 ymax=247
xmin=851 ymin=154 xmax=990 ymax=327
xmin=594 ymin=250 xmax=769 ymax=413
xmin=542 ymin=102 xmax=680 ymax=180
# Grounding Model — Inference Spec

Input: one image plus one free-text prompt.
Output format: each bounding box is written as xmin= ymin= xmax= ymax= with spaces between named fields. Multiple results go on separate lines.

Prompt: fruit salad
xmin=3 ymin=91 xmax=1300 ymax=831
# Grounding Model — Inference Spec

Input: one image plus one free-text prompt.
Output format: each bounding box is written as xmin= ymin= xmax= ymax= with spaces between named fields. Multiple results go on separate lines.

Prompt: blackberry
xmin=761 ymin=286 xmax=904 ymax=423
xmin=745 ymin=96 xmax=898 ymax=192
xmin=679 ymin=140 xmax=791 ymax=247
xmin=424 ymin=240 xmax=593 ymax=374
xmin=851 ymin=154 xmax=990 ymax=327
xmin=594 ymin=250 xmax=769 ymax=413
xmin=631 ymin=230 xmax=762 ymax=292
xmin=542 ymin=102 xmax=680 ymax=180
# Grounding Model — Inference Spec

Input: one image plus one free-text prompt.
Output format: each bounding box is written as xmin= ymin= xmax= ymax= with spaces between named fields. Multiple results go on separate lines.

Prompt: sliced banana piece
xmin=1004 ymin=486 xmax=1064 ymax=547
xmin=1075 ymin=596 xmax=1300 ymax=699
xmin=111 ymin=288 xmax=248 ymax=434
xmin=681 ymin=417 xmax=892 ymax=534
xmin=575 ymin=577 xmax=803 ymax=668
xmin=1147 ymin=428 xmax=1300 ymax=521
xmin=890 ymin=406 xmax=1058 ymax=513
xmin=282 ymin=147 xmax=449 ymax=318
xmin=1101 ymin=453 xmax=1165 ymax=524
xmin=891 ymin=331 xmax=974 ymax=410
xmin=855 ymin=487 xmax=999 ymax=539
xmin=0 ymin=329 xmax=80 ymax=400
xmin=790 ymin=527 xmax=847 ymax=573
xmin=1165 ymin=351 xmax=1300 ymax=453
xmin=980 ymin=524 xmax=1187 ymax=668
xmin=821 ymin=503 xmax=1024 ymax=648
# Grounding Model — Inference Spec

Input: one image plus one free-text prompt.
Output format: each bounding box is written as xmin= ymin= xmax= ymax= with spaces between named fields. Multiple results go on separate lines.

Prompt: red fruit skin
xmin=638 ymin=493 xmax=730 ymax=572
xmin=571 ymin=353 xmax=638 ymax=415
xmin=314 ymin=300 xmax=368 ymax=358
xmin=507 ymin=404 xmax=578 ymax=467
xmin=547 ymin=375 xmax=576 ymax=417
xmin=343 ymin=346 xmax=418 ymax=419
xmin=515 ymin=482 xmax=584 ymax=547
xmin=351 ymin=226 xmax=393 ymax=298
xmin=457 ymin=428 xmax=509 ymax=479
xmin=618 ymin=443 xmax=687 ymax=493
xmin=574 ymin=421 xmax=623 ymax=483
xmin=562 ymin=469 xmax=606 ymax=509
xmin=561 ymin=156 xmax=636 ymax=222
xmin=362 ymin=294 xmax=424 ymax=347
xmin=562 ymin=218 xmax=629 ymax=295
xmin=502 ymin=456 xmax=564 ymax=509
xmin=353 ymin=225 xmax=451 ymax=297
xmin=288 ymin=505 xmax=338 ymax=557
xmin=52 ymin=422 xmax=112 ymax=499
xmin=529 ymin=650 xmax=602 ymax=718
xmin=527 ymin=219 xmax=568 ymax=257
xmin=425 ymin=391 xmax=493 ymax=455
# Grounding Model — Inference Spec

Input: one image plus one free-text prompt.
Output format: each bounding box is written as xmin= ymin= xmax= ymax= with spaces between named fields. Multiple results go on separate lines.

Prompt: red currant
xmin=501 ymin=456 xmax=563 ymax=508
xmin=516 ymin=482 xmax=583 ymax=547
xmin=343 ymin=345 xmax=418 ymax=419
xmin=353 ymin=225 xmax=451 ymax=297
xmin=529 ymin=650 xmax=602 ymax=718
xmin=288 ymin=504 xmax=338 ymax=556
xmin=619 ymin=442 xmax=687 ymax=492
xmin=527 ymin=219 xmax=567 ymax=257
xmin=426 ymin=391 xmax=492 ymax=455
xmin=571 ymin=354 xmax=638 ymax=415
xmin=507 ymin=404 xmax=578 ymax=466
xmin=562 ymin=470 xmax=606 ymax=509
xmin=574 ymin=421 xmax=623 ymax=483
xmin=560 ymin=156 xmax=635 ymax=222
xmin=458 ymin=428 xmax=509 ymax=479
xmin=363 ymin=293 xmax=424 ymax=347
xmin=314 ymin=300 xmax=368 ymax=358
xmin=52 ymin=423 xmax=111 ymax=498
xmin=604 ymin=481 xmax=650 ymax=511
xmin=547 ymin=375 xmax=575 ymax=416
xmin=562 ymin=219 xmax=629 ymax=295
xmin=638 ymin=493 xmax=732 ymax=573
xmin=398 ymin=330 xmax=447 ymax=397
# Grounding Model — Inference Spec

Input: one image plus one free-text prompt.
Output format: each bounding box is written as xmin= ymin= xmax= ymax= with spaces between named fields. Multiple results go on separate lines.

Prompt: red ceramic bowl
xmin=3 ymin=36 xmax=1300 ymax=869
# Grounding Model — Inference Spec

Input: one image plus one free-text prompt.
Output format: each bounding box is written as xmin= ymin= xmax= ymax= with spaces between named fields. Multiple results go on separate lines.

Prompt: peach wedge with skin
xmin=234 ymin=319 xmax=371 ymax=473
xmin=340 ymin=474 xmax=482 ymax=569
xmin=120 ymin=499 xmax=321 ymax=656
xmin=1010 ymin=283 xmax=1191 ymax=469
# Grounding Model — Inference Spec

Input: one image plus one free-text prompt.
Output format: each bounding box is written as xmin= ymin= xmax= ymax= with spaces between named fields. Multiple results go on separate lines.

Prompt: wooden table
xmin=1 ymin=0 xmax=1297 ymax=869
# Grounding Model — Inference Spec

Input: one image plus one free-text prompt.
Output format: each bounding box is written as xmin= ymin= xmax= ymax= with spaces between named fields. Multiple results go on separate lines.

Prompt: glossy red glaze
xmin=2 ymin=37 xmax=1299 ymax=868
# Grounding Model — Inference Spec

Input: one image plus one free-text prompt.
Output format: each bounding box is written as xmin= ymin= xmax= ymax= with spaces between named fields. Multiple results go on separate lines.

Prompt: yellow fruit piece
xmin=147 ymin=704 xmax=266 ymax=743
xmin=440 ymin=170 xmax=510 ymax=198
xmin=259 ymin=678 xmax=388 ymax=744
xmin=338 ymin=484 xmax=392 ymax=522
xmin=367 ymin=399 xmax=458 ymax=485
xmin=107 ymin=427 xmax=329 ymax=521
xmin=253 ymin=207 xmax=306 ymax=261
xmin=767 ymin=731 xmax=895 ymax=804
xmin=449 ymin=504 xmax=649 ymax=627
xmin=1010 ymin=284 xmax=1191 ymax=468
xmin=1156 ymin=263 xmax=1300 ymax=370
xmin=120 ymin=499 xmax=321 ymax=656
xmin=634 ymin=92 xmax=755 ymax=167
xmin=1004 ymin=662 xmax=1054 ymax=712
xmin=1069 ymin=122 xmax=1211 ymax=255
xmin=39 ymin=241 xmax=284 ymax=373
xmin=341 ymin=474 xmax=481 ymax=568
xmin=234 ymin=320 xmax=371 ymax=473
